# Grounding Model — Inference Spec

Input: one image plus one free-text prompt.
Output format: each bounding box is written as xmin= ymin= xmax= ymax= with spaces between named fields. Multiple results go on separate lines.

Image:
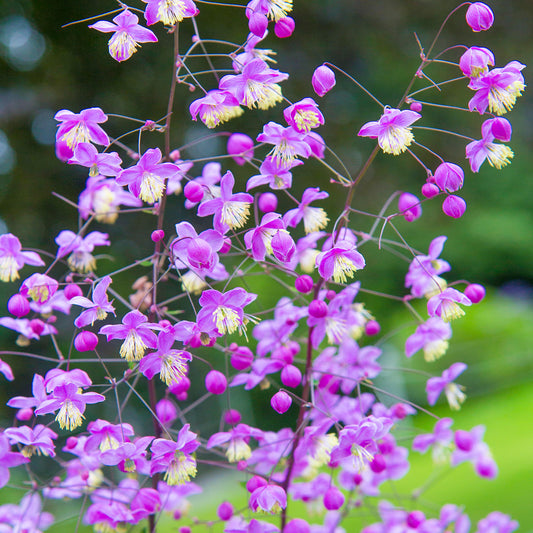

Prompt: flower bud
xmin=183 ymin=181 xmax=204 ymax=203
xmin=410 ymin=101 xmax=422 ymax=112
xmin=274 ymin=16 xmax=295 ymax=38
xmin=323 ymin=486 xmax=345 ymax=510
xmin=224 ymin=409 xmax=242 ymax=425
xmin=272 ymin=231 xmax=296 ymax=263
xmin=64 ymin=283 xmax=83 ymax=299
xmin=281 ymin=364 xmax=302 ymax=388
xmin=258 ymin=192 xmax=278 ymax=213
xmin=169 ymin=376 xmax=191 ymax=399
xmin=205 ymin=370 xmax=227 ymax=395
xmin=484 ymin=117 xmax=512 ymax=142
xmin=398 ymin=192 xmax=422 ymax=222
xmin=286 ymin=519 xmax=310 ymax=533
xmin=464 ymin=283 xmax=486 ymax=303
xmin=466 ymin=2 xmax=494 ymax=32
xmin=442 ymin=195 xmax=466 ymax=218
xmin=246 ymin=475 xmax=267 ymax=493
xmin=455 ymin=429 xmax=474 ymax=451
xmin=220 ymin=237 xmax=232 ymax=254
xmin=7 ymin=294 xmax=30 ymax=318
xmin=370 ymin=453 xmax=387 ymax=473
xmin=406 ymin=511 xmax=426 ymax=529
xmin=217 ymin=501 xmax=234 ymax=521
xmin=151 ymin=230 xmax=165 ymax=242
xmin=74 ymin=331 xmax=98 ymax=352
xmin=295 ymin=274 xmax=313 ymax=293
xmin=155 ymin=398 xmax=177 ymax=426
xmin=365 ymin=320 xmax=381 ymax=336
xmin=421 ymin=182 xmax=440 ymax=199
xmin=434 ymin=162 xmax=464 ymax=193
xmin=230 ymin=346 xmax=254 ymax=370
xmin=312 ymin=65 xmax=336 ymax=97
xmin=227 ymin=133 xmax=254 ymax=166
xmin=248 ymin=12 xmax=268 ymax=37
xmin=271 ymin=390 xmax=292 ymax=413
xmin=308 ymin=299 xmax=328 ymax=318
xmin=16 ymin=408 xmax=34 ymax=421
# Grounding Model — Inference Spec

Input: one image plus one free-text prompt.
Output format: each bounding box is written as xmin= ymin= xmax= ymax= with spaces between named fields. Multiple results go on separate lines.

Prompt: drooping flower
xmin=89 ymin=9 xmax=158 ymax=62
xmin=55 ymin=230 xmax=110 ymax=273
xmin=312 ymin=64 xmax=336 ymax=97
xmin=283 ymin=98 xmax=324 ymax=134
xmin=189 ymin=90 xmax=243 ymax=128
xmin=249 ymin=483 xmax=287 ymax=514
xmin=257 ymin=122 xmax=312 ymax=165
xmin=247 ymin=0 xmax=293 ymax=22
xmin=316 ymin=240 xmax=365 ymax=284
xmin=426 ymin=362 xmax=467 ymax=410
xmin=55 ymin=107 xmax=109 ymax=150
xmin=465 ymin=2 xmax=494 ymax=32
xmin=0 ymin=233 xmax=44 ymax=283
xmin=283 ymin=187 xmax=329 ymax=234
xmin=405 ymin=317 xmax=452 ymax=362
xmin=70 ymin=276 xmax=115 ymax=328
xmin=5 ymin=424 xmax=58 ymax=457
xmin=0 ymin=434 xmax=30 ymax=488
xmin=244 ymin=212 xmax=285 ymax=261
xmin=85 ymin=419 xmax=135 ymax=452
xmin=207 ymin=424 xmax=263 ymax=462
xmin=142 ymin=0 xmax=199 ymax=26
xmin=68 ymin=142 xmax=122 ymax=177
xmin=427 ymin=288 xmax=472 ymax=322
xmin=19 ymin=273 xmax=58 ymax=304
xmin=246 ymin=156 xmax=302 ymax=191
xmin=358 ymin=108 xmax=421 ymax=155
xmin=116 ymin=148 xmax=180 ymax=204
xmin=459 ymin=46 xmax=495 ymax=79
xmin=452 ymin=425 xmax=498 ymax=479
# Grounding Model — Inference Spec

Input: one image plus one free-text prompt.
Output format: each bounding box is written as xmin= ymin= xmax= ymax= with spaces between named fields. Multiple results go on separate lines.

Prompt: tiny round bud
xmin=466 ymin=2 xmax=494 ymax=32
xmin=442 ymin=195 xmax=467 ymax=218
xmin=464 ymin=283 xmax=486 ymax=303
xmin=281 ymin=364 xmax=302 ymax=388
xmin=74 ymin=331 xmax=98 ymax=352
xmin=248 ymin=12 xmax=268 ymax=37
xmin=184 ymin=181 xmax=204 ymax=203
xmin=421 ymin=182 xmax=440 ymax=199
xmin=271 ymin=390 xmax=292 ymax=413
xmin=8 ymin=294 xmax=30 ymax=318
xmin=205 ymin=370 xmax=227 ymax=395
xmin=455 ymin=430 xmax=474 ymax=452
xmin=295 ymin=274 xmax=313 ymax=294
xmin=308 ymin=299 xmax=328 ymax=318
xmin=237 ymin=460 xmax=247 ymax=470
xmin=365 ymin=320 xmax=381 ymax=336
xmin=325 ymin=289 xmax=336 ymax=300
xmin=323 ymin=486 xmax=345 ymax=511
xmin=246 ymin=475 xmax=267 ymax=493
xmin=227 ymin=133 xmax=254 ymax=165
xmin=169 ymin=149 xmax=181 ymax=161
xmin=224 ymin=409 xmax=242 ymax=425
xmin=230 ymin=346 xmax=254 ymax=370
xmin=65 ymin=436 xmax=78 ymax=449
xmin=217 ymin=501 xmax=234 ymax=521
xmin=286 ymin=519 xmax=310 ymax=533
xmin=64 ymin=283 xmax=83 ymax=299
xmin=179 ymin=527 xmax=191 ymax=533
xmin=151 ymin=230 xmax=165 ymax=242
xmin=155 ymin=398 xmax=177 ymax=426
xmin=16 ymin=408 xmax=34 ymax=421
xmin=274 ymin=16 xmax=295 ymax=38
xmin=406 ymin=511 xmax=426 ymax=529
xmin=258 ymin=192 xmax=278 ymax=213
xmin=410 ymin=101 xmax=422 ymax=112
xmin=169 ymin=376 xmax=191 ymax=397
xmin=312 ymin=65 xmax=336 ymax=97
xmin=398 ymin=192 xmax=422 ymax=222
xmin=370 ymin=453 xmax=387 ymax=473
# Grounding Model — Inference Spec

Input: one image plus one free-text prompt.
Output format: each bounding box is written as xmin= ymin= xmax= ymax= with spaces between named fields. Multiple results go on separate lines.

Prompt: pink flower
xmin=70 ymin=275 xmax=115 ymax=328
xmin=427 ymin=288 xmax=472 ymax=322
xmin=312 ymin=64 xmax=336 ymax=97
xmin=142 ymin=0 xmax=199 ymax=26
xmin=20 ymin=273 xmax=58 ymax=304
xmin=68 ymin=142 xmax=122 ymax=177
xmin=459 ymin=47 xmax=494 ymax=78
xmin=398 ymin=192 xmax=422 ymax=222
xmin=0 ymin=233 xmax=44 ymax=282
xmin=283 ymin=187 xmax=329 ymax=234
xmin=189 ymin=90 xmax=243 ymax=128
xmin=316 ymin=241 xmax=365 ymax=284
xmin=434 ymin=162 xmax=464 ymax=193
xmin=55 ymin=107 xmax=109 ymax=150
xmin=257 ymin=122 xmax=312 ymax=165
xmin=405 ymin=317 xmax=452 ymax=362
xmin=0 ymin=434 xmax=29 ymax=488
xmin=249 ymin=483 xmax=287 ymax=513
xmin=465 ymin=2 xmax=494 ymax=32
xmin=283 ymin=98 xmax=324 ymax=133
xmin=426 ymin=362 xmax=467 ymax=410
xmin=55 ymin=230 xmax=110 ymax=273
xmin=358 ymin=108 xmax=421 ymax=155
xmin=89 ymin=9 xmax=157 ymax=62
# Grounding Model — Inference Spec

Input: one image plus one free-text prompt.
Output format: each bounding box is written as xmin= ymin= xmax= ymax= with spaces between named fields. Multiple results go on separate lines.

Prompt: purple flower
xmin=0 ymin=317 xmax=57 ymax=343
xmin=189 ymin=89 xmax=243 ymax=128
xmin=459 ymin=46 xmax=495 ymax=79
xmin=0 ymin=233 xmax=44 ymax=282
xmin=5 ymin=424 xmax=58 ymax=457
xmin=283 ymin=98 xmax=324 ymax=133
xmin=142 ymin=0 xmax=199 ymax=25
xmin=19 ymin=273 xmax=58 ymax=304
xmin=427 ymin=288 xmax=471 ymax=322
xmin=197 ymin=171 xmax=253 ymax=233
xmin=434 ymin=162 xmax=464 ymax=193
xmin=257 ymin=122 xmax=312 ymax=165
xmin=358 ymin=108 xmax=421 ymax=155
xmin=207 ymin=423 xmax=263 ymax=462
xmin=283 ymin=187 xmax=329 ymax=234
xmin=247 ymin=0 xmax=293 ymax=22
xmin=412 ymin=417 xmax=454 ymax=463
xmin=100 ymin=310 xmax=160 ymax=361
xmin=7 ymin=373 xmax=48 ymax=412
xmin=90 ymin=9 xmax=157 ymax=62
xmin=219 ymin=58 xmax=288 ymax=110
xmin=426 ymin=362 xmax=467 ymax=410
xmin=452 ymin=425 xmax=498 ymax=479
xmin=116 ymin=148 xmax=180 ymax=204
xmin=476 ymin=512 xmax=518 ymax=533
xmin=244 ymin=212 xmax=285 ymax=261
xmin=316 ymin=240 xmax=365 ymax=284
xmin=85 ymin=419 xmax=135 ymax=452
xmin=246 ymin=156 xmax=302 ymax=191
xmin=71 ymin=275 xmax=115 ymax=328
xmin=68 ymin=142 xmax=122 ymax=177
xmin=55 ymin=230 xmax=110 ymax=273
xmin=405 ymin=317 xmax=452 ymax=362
xmin=100 ymin=436 xmax=154 ymax=474
xmin=466 ymin=2 xmax=494 ymax=32
xmin=0 ymin=493 xmax=54 ymax=532
xmin=197 ymin=287 xmax=257 ymax=337
xmin=55 ymin=107 xmax=109 ymax=150
xmin=0 ymin=434 xmax=29 ymax=488
xmin=139 ymin=330 xmax=192 ymax=386
xmin=249 ymin=483 xmax=287 ymax=514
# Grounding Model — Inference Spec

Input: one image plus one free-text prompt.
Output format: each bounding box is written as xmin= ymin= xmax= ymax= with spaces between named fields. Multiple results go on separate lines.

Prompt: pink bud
xmin=74 ymin=331 xmax=98 ymax=352
xmin=271 ymin=390 xmax=292 ymax=413
xmin=370 ymin=453 xmax=387 ymax=473
xmin=406 ymin=511 xmax=426 ymax=529
xmin=434 ymin=162 xmax=464 ymax=193
xmin=274 ymin=16 xmax=295 ymax=38
xmin=466 ymin=2 xmax=494 ymax=32
xmin=64 ymin=283 xmax=83 ymax=299
xmin=485 ymin=117 xmax=512 ymax=142
xmin=65 ymin=436 xmax=78 ymax=449
xmin=224 ymin=409 xmax=242 ymax=425
xmin=205 ymin=370 xmax=227 ymax=395
xmin=308 ymin=299 xmax=328 ymax=318
xmin=286 ymin=519 xmax=310 ymax=533
xmin=410 ymin=101 xmax=422 ymax=112
xmin=230 ymin=346 xmax=254 ymax=370
xmin=246 ymin=475 xmax=267 ymax=493
xmin=295 ymin=274 xmax=313 ymax=293
xmin=217 ymin=501 xmax=234 ymax=521
xmin=421 ymin=182 xmax=440 ymax=199
xmin=281 ymin=364 xmax=302 ymax=388
xmin=16 ymin=408 xmax=34 ymax=421
xmin=442 ymin=195 xmax=466 ymax=218
xmin=155 ymin=398 xmax=178 ymax=425
xmin=227 ymin=133 xmax=254 ymax=166
xmin=248 ymin=12 xmax=268 ymax=37
xmin=7 ymin=294 xmax=30 ymax=317
xmin=398 ymin=192 xmax=422 ymax=222
xmin=455 ymin=430 xmax=474 ymax=451
xmin=325 ymin=289 xmax=336 ymax=300
xmin=169 ymin=376 xmax=191 ymax=397
xmin=464 ymin=283 xmax=486 ymax=303
xmin=312 ymin=65 xmax=336 ymax=97
xmin=220 ymin=237 xmax=232 ymax=254
xmin=271 ymin=231 xmax=296 ymax=263
xmin=169 ymin=149 xmax=181 ymax=161
xmin=183 ymin=181 xmax=204 ymax=203
xmin=258 ymin=192 xmax=278 ymax=213
xmin=151 ymin=230 xmax=165 ymax=242
xmin=323 ymin=486 xmax=345 ymax=510
xmin=365 ymin=320 xmax=381 ymax=336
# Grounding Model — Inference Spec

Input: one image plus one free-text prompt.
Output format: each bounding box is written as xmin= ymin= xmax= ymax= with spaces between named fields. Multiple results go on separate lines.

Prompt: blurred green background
xmin=0 ymin=0 xmax=532 ymax=531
